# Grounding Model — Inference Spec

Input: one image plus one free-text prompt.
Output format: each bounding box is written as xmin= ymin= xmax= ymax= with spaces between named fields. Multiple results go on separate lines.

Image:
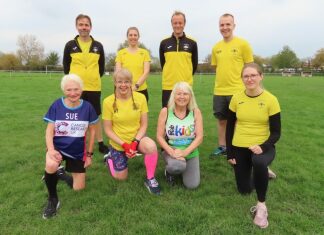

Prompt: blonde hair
xmin=168 ymin=82 xmax=198 ymax=111
xmin=112 ymin=69 xmax=137 ymax=113
xmin=60 ymin=74 xmax=83 ymax=92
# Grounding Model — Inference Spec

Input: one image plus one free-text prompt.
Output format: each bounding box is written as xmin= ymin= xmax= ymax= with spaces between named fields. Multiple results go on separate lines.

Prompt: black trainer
xmin=57 ymin=166 xmax=73 ymax=188
xmin=43 ymin=197 xmax=60 ymax=219
xmin=165 ymin=169 xmax=175 ymax=186
xmin=99 ymin=143 xmax=109 ymax=154
xmin=144 ymin=177 xmax=161 ymax=195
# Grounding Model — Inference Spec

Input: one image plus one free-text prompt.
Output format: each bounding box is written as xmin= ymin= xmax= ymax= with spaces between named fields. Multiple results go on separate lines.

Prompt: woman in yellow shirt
xmin=115 ymin=27 xmax=151 ymax=101
xmin=102 ymin=69 xmax=160 ymax=195
xmin=226 ymin=63 xmax=281 ymax=229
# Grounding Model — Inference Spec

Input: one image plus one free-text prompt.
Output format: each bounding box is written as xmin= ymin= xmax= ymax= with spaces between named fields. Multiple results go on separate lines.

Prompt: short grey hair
xmin=61 ymin=74 xmax=83 ymax=92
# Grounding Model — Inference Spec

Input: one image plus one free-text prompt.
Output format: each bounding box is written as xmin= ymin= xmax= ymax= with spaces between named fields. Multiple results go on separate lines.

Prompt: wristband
xmin=135 ymin=83 xmax=140 ymax=89
xmin=86 ymin=151 xmax=93 ymax=158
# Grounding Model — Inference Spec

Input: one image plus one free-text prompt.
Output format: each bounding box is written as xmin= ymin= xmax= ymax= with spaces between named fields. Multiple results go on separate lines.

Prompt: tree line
xmin=1 ymin=34 xmax=324 ymax=73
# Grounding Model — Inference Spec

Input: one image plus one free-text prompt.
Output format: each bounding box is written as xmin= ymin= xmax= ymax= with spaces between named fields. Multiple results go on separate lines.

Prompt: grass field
xmin=0 ymin=72 xmax=323 ymax=234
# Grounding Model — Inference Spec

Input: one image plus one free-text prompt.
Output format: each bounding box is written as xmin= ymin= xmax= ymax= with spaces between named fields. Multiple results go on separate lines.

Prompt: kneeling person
xmin=42 ymin=74 xmax=98 ymax=219
xmin=102 ymin=69 xmax=161 ymax=195
xmin=157 ymin=82 xmax=203 ymax=189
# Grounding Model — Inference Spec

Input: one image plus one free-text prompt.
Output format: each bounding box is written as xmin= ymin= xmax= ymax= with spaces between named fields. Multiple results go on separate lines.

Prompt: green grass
xmin=0 ymin=72 xmax=323 ymax=234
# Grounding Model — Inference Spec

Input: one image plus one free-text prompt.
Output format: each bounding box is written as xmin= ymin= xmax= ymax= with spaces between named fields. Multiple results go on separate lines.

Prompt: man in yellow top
xmin=159 ymin=11 xmax=198 ymax=107
xmin=210 ymin=13 xmax=254 ymax=157
xmin=63 ymin=14 xmax=108 ymax=154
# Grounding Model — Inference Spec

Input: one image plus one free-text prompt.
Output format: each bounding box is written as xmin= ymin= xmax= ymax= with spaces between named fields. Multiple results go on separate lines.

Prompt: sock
xmin=144 ymin=152 xmax=158 ymax=179
xmin=107 ymin=159 xmax=115 ymax=177
xmin=44 ymin=171 xmax=58 ymax=199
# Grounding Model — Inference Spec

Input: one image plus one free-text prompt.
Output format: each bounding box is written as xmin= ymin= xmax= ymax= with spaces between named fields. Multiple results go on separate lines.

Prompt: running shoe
xmin=251 ymin=203 xmax=269 ymax=229
xmin=43 ymin=197 xmax=60 ymax=219
xmin=144 ymin=177 xmax=161 ymax=195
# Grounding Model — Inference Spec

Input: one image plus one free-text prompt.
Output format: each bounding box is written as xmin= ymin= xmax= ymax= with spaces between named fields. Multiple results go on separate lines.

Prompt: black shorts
xmin=81 ymin=91 xmax=101 ymax=115
xmin=62 ymin=155 xmax=86 ymax=173
xmin=162 ymin=90 xmax=172 ymax=108
xmin=137 ymin=89 xmax=149 ymax=102
xmin=213 ymin=95 xmax=232 ymax=120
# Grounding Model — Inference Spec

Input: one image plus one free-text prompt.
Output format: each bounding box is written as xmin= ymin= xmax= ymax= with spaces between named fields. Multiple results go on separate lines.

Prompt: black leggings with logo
xmin=232 ymin=146 xmax=275 ymax=202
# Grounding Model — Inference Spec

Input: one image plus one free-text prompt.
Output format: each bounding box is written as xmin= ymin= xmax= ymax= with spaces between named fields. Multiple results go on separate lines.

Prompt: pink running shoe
xmin=250 ymin=203 xmax=269 ymax=229
xmin=268 ymin=168 xmax=277 ymax=179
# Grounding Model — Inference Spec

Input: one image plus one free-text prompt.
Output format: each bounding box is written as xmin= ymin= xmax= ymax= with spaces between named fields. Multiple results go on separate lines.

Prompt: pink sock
xmin=144 ymin=152 xmax=158 ymax=179
xmin=107 ymin=159 xmax=115 ymax=177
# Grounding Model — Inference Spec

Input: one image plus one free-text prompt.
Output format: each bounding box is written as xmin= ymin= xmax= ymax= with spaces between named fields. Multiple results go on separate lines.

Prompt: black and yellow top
xmin=159 ymin=33 xmax=198 ymax=90
xmin=226 ymin=90 xmax=281 ymax=159
xmin=63 ymin=35 xmax=105 ymax=91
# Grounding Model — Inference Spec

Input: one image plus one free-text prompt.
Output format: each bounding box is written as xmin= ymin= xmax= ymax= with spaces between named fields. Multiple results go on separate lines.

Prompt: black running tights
xmin=232 ymin=146 xmax=275 ymax=202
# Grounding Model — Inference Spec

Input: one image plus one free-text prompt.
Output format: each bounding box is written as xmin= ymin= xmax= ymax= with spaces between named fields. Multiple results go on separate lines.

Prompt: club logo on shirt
xmin=239 ymin=101 xmax=244 ymax=105
xmin=231 ymin=48 xmax=238 ymax=54
xmin=167 ymin=45 xmax=172 ymax=49
xmin=72 ymin=46 xmax=78 ymax=51
xmin=216 ymin=49 xmax=222 ymax=54
xmin=183 ymin=43 xmax=190 ymax=50
xmin=258 ymin=102 xmax=265 ymax=108
xmin=93 ymin=47 xmax=98 ymax=53
xmin=56 ymin=122 xmax=69 ymax=135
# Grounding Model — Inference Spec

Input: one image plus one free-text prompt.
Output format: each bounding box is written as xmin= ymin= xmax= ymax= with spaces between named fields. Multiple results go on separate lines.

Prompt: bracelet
xmin=86 ymin=151 xmax=93 ymax=157
xmin=135 ymin=83 xmax=140 ymax=89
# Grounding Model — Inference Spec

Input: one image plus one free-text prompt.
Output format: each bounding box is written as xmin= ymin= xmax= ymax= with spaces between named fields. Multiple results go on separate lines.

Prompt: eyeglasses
xmin=116 ymin=80 xmax=130 ymax=85
xmin=242 ymin=74 xmax=259 ymax=80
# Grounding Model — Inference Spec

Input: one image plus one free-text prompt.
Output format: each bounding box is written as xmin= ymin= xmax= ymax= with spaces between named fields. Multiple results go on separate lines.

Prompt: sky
xmin=0 ymin=0 xmax=323 ymax=61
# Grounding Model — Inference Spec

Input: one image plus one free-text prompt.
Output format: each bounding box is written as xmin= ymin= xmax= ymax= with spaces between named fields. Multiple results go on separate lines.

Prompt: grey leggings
xmin=162 ymin=151 xmax=200 ymax=189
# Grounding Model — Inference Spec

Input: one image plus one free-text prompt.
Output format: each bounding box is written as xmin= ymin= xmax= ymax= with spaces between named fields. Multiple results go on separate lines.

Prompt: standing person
xmin=115 ymin=27 xmax=151 ymax=102
xmin=156 ymin=82 xmax=203 ymax=189
xmin=226 ymin=63 xmax=281 ymax=228
xmin=63 ymin=13 xmax=108 ymax=154
xmin=42 ymin=74 xmax=98 ymax=219
xmin=102 ymin=69 xmax=161 ymax=195
xmin=210 ymin=13 xmax=253 ymax=157
xmin=159 ymin=11 xmax=198 ymax=107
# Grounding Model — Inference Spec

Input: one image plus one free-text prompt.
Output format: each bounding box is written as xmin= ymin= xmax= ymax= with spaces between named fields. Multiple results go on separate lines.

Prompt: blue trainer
xmin=210 ymin=146 xmax=227 ymax=157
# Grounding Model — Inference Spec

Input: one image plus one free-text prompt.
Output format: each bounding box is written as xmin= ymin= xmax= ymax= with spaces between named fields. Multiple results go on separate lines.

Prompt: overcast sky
xmin=0 ymin=0 xmax=323 ymax=60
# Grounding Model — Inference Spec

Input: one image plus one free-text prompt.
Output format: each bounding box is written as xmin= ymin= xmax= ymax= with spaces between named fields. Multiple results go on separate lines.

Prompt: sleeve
xmin=140 ymin=95 xmax=149 ymax=114
xmin=99 ymin=43 xmax=105 ymax=77
xmin=211 ymin=46 xmax=217 ymax=66
xmin=228 ymin=94 xmax=237 ymax=113
xmin=144 ymin=49 xmax=151 ymax=62
xmin=63 ymin=43 xmax=71 ymax=74
xmin=102 ymin=97 xmax=113 ymax=120
xmin=159 ymin=41 xmax=165 ymax=69
xmin=260 ymin=113 xmax=281 ymax=153
xmin=88 ymin=103 xmax=99 ymax=124
xmin=43 ymin=101 xmax=57 ymax=123
xmin=269 ymin=96 xmax=281 ymax=116
xmin=115 ymin=50 xmax=122 ymax=63
xmin=226 ymin=109 xmax=237 ymax=160
xmin=192 ymin=41 xmax=198 ymax=74
xmin=242 ymin=41 xmax=254 ymax=64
